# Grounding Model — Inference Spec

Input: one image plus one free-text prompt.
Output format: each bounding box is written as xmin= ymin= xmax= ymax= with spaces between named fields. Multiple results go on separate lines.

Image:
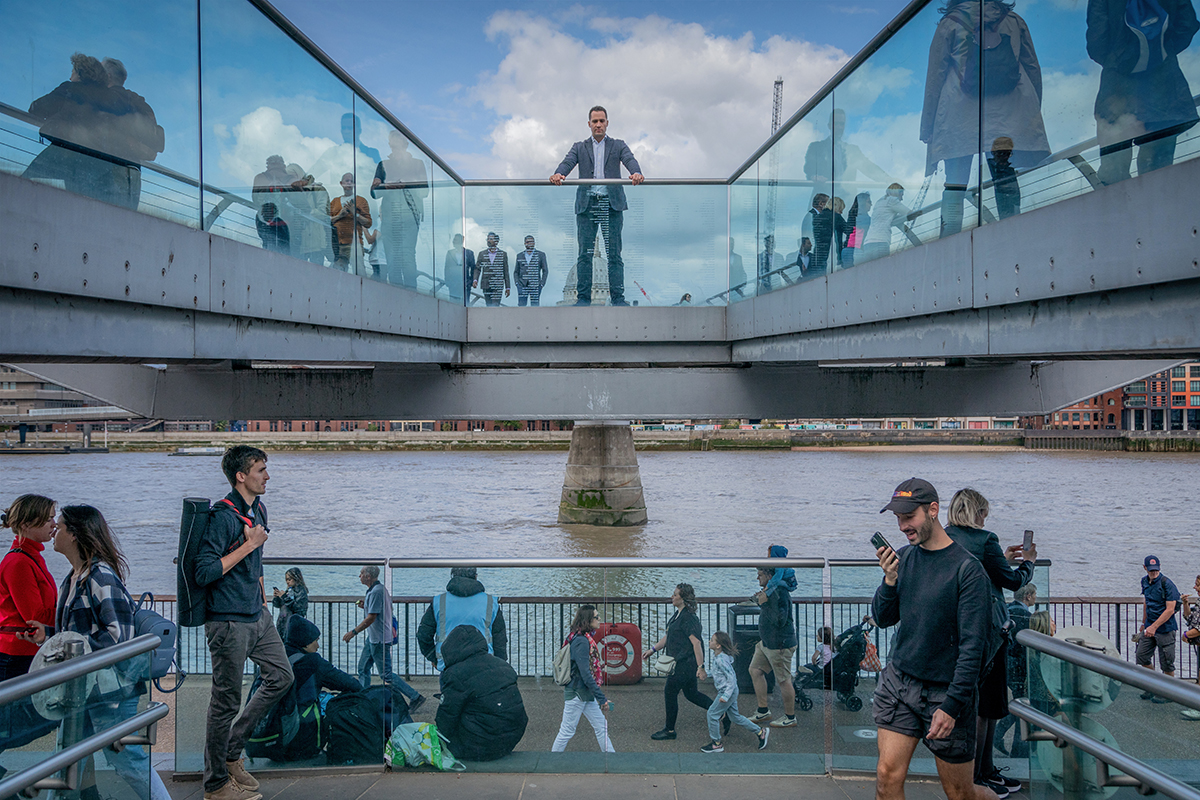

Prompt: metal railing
xmin=0 ymin=634 xmax=169 ymax=800
xmin=1010 ymin=629 xmax=1200 ymax=800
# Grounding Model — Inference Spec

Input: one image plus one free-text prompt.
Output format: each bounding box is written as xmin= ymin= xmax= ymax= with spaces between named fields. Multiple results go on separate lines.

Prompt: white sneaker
xmin=1181 ymin=707 xmax=1200 ymax=721
xmin=749 ymin=710 xmax=772 ymax=723
xmin=769 ymin=715 xmax=797 ymax=727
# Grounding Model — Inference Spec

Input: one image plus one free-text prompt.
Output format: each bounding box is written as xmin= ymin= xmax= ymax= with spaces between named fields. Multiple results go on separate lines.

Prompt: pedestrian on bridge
xmin=1136 ymin=555 xmax=1181 ymax=702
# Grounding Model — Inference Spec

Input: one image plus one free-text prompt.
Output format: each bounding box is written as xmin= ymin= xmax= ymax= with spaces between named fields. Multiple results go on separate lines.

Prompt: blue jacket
xmin=554 ymin=136 xmax=642 ymax=214
xmin=417 ymin=575 xmax=507 ymax=670
xmin=764 ymin=545 xmax=798 ymax=595
xmin=711 ymin=651 xmax=738 ymax=700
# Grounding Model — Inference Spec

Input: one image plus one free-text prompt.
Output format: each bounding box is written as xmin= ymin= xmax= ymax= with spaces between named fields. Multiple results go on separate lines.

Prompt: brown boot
xmin=225 ymin=758 xmax=260 ymax=790
xmin=204 ymin=778 xmax=262 ymax=800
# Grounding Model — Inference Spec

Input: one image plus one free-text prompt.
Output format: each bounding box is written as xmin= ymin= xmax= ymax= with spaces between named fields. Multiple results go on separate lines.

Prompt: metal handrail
xmin=263 ymin=556 xmax=387 ymax=566
xmin=0 ymin=633 xmax=162 ymax=707
xmin=387 ymin=557 xmax=824 ymax=568
xmin=0 ymin=703 xmax=168 ymax=800
xmin=1016 ymin=628 xmax=1200 ymax=709
xmin=1010 ymin=699 xmax=1200 ymax=800
xmin=462 ymin=178 xmax=727 ymax=186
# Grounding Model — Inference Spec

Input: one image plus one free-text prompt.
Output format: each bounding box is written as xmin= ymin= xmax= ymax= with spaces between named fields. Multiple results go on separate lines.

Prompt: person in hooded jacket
xmin=417 ymin=567 xmax=508 ymax=675
xmin=281 ymin=616 xmax=361 ymax=761
xmin=434 ymin=625 xmax=528 ymax=762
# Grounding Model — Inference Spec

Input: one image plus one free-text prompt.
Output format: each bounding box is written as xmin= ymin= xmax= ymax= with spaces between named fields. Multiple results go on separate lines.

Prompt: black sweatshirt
xmin=872 ymin=541 xmax=990 ymax=719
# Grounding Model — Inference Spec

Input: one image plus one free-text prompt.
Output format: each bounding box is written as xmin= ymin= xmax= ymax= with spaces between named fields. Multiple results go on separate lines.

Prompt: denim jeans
xmin=357 ymin=641 xmax=419 ymax=703
xmin=89 ymin=696 xmax=171 ymax=800
xmin=574 ymin=194 xmax=625 ymax=303
xmin=706 ymin=692 xmax=759 ymax=742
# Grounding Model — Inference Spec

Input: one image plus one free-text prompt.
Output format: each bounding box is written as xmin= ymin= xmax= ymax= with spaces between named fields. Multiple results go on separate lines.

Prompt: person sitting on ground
xmin=551 ymin=604 xmax=615 ymax=752
xmin=272 ymin=567 xmax=308 ymax=642
xmin=417 ymin=566 xmax=508 ymax=674
xmin=282 ymin=616 xmax=362 ymax=760
xmin=702 ymin=631 xmax=769 ymax=754
xmin=435 ymin=624 xmax=528 ymax=761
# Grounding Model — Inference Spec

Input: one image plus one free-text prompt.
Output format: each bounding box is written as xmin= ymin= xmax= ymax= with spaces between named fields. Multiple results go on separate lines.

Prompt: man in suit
xmin=550 ymin=106 xmax=644 ymax=306
xmin=514 ymin=235 xmax=549 ymax=307
xmin=472 ymin=231 xmax=510 ymax=307
xmin=445 ymin=233 xmax=474 ymax=303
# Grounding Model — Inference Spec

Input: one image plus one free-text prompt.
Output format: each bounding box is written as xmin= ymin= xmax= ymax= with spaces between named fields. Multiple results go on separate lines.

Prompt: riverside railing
xmin=1011 ymin=629 xmax=1200 ymax=800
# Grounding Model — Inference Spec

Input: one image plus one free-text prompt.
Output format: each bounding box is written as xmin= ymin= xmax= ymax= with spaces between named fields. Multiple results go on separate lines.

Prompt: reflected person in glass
xmin=21 ymin=506 xmax=171 ymax=800
xmin=308 ymin=113 xmax=379 ymax=216
xmin=1087 ymin=0 xmax=1199 ymax=186
xmin=329 ymin=173 xmax=371 ymax=273
xmin=728 ymin=238 xmax=748 ymax=299
xmin=758 ymin=234 xmax=783 ymax=292
xmin=804 ymin=108 xmax=891 ymax=220
xmin=473 ymin=232 xmax=511 ymax=306
xmin=921 ymin=0 xmax=1050 ymax=236
xmin=444 ymin=233 xmax=474 ymax=303
xmin=372 ymin=132 xmax=428 ymax=289
xmin=859 ymin=184 xmax=909 ymax=263
xmin=284 ymin=164 xmax=333 ymax=266
xmin=101 ymin=57 xmax=164 ymax=211
xmin=843 ymin=192 xmax=872 ymax=270
xmin=253 ymin=156 xmax=295 ymax=253
xmin=550 ymin=106 xmax=644 ymax=306
xmin=514 ymin=236 xmax=549 ymax=307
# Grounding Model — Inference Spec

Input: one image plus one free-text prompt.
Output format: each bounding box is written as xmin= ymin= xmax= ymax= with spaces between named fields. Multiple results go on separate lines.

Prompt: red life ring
xmin=600 ymin=632 xmax=636 ymax=675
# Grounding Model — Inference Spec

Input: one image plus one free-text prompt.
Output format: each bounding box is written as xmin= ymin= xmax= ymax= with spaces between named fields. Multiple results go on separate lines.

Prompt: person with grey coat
xmin=551 ymin=605 xmax=615 ymax=752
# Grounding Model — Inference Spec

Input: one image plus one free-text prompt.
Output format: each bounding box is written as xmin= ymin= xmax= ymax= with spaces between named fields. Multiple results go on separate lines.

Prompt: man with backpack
xmin=871 ymin=478 xmax=996 ymax=800
xmin=343 ymin=565 xmax=426 ymax=714
xmin=194 ymin=446 xmax=293 ymax=800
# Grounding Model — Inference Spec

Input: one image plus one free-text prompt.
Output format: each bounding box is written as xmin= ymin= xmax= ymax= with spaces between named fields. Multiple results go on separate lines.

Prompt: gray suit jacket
xmin=554 ymin=136 xmax=642 ymax=214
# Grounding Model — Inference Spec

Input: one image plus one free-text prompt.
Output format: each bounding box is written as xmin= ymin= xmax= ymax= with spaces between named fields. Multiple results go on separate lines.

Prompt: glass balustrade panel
xmin=0 ymin=0 xmax=200 ymax=226
xmin=431 ymin=163 xmax=466 ymax=303
xmin=752 ymin=95 xmax=836 ymax=294
xmin=983 ymin=0 xmax=1200 ymax=226
xmin=462 ymin=184 xmax=728 ymax=307
xmin=1024 ymin=644 xmax=1199 ymax=800
xmin=0 ymin=650 xmax=155 ymax=798
xmin=729 ymin=167 xmax=758 ymax=302
xmin=199 ymin=0 xmax=354 ymax=271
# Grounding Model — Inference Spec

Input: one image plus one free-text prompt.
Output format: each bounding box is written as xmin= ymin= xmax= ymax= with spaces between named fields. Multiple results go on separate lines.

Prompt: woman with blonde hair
xmin=945 ymin=487 xmax=1037 ymax=798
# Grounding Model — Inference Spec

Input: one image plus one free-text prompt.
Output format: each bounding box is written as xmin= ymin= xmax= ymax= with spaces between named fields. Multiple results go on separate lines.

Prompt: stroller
xmin=793 ymin=619 xmax=871 ymax=712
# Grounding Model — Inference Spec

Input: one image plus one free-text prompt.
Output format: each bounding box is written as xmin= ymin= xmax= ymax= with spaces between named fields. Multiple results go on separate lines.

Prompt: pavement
xmin=164 ymin=771 xmax=951 ymax=800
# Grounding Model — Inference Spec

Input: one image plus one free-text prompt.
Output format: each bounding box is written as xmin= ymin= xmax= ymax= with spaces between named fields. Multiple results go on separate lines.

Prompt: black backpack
xmin=954 ymin=15 xmax=1023 ymax=97
xmin=325 ymin=691 xmax=384 ymax=765
xmin=176 ymin=497 xmax=265 ymax=628
xmin=362 ymin=685 xmax=411 ymax=739
xmin=244 ymin=651 xmax=306 ymax=760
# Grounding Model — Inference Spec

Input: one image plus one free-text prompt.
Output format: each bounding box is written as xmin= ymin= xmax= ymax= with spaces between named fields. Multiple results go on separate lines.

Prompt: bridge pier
xmin=558 ymin=421 xmax=648 ymax=526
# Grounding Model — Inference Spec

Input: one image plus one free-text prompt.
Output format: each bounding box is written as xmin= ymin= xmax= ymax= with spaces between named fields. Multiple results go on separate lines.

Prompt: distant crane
xmin=762 ymin=77 xmax=784 ymax=283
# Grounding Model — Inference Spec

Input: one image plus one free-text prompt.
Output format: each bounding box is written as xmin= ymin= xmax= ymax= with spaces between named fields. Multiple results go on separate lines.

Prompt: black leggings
xmin=663 ymin=658 xmax=712 ymax=729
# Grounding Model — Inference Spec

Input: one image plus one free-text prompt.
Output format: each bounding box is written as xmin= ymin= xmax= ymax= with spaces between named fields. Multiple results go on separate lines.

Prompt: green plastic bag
xmin=384 ymin=722 xmax=466 ymax=772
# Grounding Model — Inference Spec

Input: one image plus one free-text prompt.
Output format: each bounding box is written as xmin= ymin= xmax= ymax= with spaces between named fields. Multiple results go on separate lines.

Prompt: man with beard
xmin=872 ymin=478 xmax=996 ymax=800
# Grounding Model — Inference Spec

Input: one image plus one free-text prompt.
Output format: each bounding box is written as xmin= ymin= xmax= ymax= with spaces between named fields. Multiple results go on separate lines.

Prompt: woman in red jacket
xmin=0 ymin=494 xmax=58 ymax=681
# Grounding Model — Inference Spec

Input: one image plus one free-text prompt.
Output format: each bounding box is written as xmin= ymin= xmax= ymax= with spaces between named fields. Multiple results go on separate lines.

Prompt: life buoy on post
xmin=595 ymin=622 xmax=642 ymax=685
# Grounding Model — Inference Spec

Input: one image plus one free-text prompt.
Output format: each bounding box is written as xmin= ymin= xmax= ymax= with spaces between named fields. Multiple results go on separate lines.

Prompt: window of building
xmin=1053 ymin=413 xmax=1060 ymax=421
xmin=1072 ymin=413 xmax=1080 ymax=421
xmin=1127 ymin=396 xmax=1146 ymax=407
xmin=1173 ymin=395 xmax=1186 ymax=407
xmin=1191 ymin=365 xmax=1200 ymax=377
xmin=1108 ymin=414 xmax=1115 ymax=425
xmin=1191 ymin=381 xmax=1200 ymax=393
xmin=1192 ymin=396 xmax=1200 ymax=407
xmin=283 ymin=421 xmax=292 ymax=432
xmin=1107 ymin=398 xmax=1115 ymax=405
xmin=1172 ymin=381 xmax=1185 ymax=392
xmin=1127 ymin=381 xmax=1146 ymax=392
xmin=1172 ymin=367 xmax=1186 ymax=378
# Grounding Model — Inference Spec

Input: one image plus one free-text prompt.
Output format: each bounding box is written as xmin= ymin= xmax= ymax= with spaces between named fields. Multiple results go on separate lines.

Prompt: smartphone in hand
xmin=871 ymin=531 xmax=895 ymax=555
xmin=1022 ymin=530 xmax=1035 ymax=553
xmin=0 ymin=625 xmax=36 ymax=634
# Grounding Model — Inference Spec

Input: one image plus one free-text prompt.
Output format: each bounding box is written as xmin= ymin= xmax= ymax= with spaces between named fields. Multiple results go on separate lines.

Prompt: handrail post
xmin=1060 ymin=638 xmax=1088 ymax=800
xmin=29 ymin=639 xmax=89 ymax=797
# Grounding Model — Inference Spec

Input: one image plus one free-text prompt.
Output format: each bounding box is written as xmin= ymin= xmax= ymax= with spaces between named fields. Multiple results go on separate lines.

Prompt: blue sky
xmin=270 ymin=0 xmax=913 ymax=177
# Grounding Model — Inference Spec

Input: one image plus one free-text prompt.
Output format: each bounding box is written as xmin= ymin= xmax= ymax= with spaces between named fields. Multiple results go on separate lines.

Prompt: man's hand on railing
xmin=630 ymin=173 xmax=644 ymax=185
xmin=549 ymin=173 xmax=565 ymax=185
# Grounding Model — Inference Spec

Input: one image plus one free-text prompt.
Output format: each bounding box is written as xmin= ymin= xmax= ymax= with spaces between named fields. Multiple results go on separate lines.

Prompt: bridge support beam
xmin=558 ymin=422 xmax=647 ymax=527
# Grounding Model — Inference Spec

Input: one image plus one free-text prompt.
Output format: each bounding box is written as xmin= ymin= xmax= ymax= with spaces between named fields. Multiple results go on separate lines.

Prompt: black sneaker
xmin=610 ymin=299 xmax=630 ymax=307
xmin=407 ymin=695 xmax=427 ymax=715
xmin=1151 ymin=695 xmax=1171 ymax=704
xmin=574 ymin=299 xmax=592 ymax=306
xmin=700 ymin=741 xmax=723 ymax=753
xmin=757 ymin=728 xmax=770 ymax=750
xmin=1140 ymin=690 xmax=1155 ymax=700
xmin=722 ymin=714 xmax=732 ymax=736
xmin=989 ymin=768 xmax=1022 ymax=791
xmin=977 ymin=776 xmax=1010 ymax=799
xmin=650 ymin=728 xmax=677 ymax=740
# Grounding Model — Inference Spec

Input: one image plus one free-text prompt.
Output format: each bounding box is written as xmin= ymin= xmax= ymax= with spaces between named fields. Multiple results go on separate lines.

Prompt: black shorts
xmin=873 ymin=663 xmax=977 ymax=764
xmin=978 ymin=640 xmax=1009 ymax=720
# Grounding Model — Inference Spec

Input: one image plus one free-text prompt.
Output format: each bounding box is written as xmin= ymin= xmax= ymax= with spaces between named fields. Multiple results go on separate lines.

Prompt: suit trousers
xmin=575 ymin=194 xmax=624 ymax=303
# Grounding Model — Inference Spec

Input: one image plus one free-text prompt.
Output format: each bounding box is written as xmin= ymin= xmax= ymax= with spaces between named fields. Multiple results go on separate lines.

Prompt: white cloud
xmin=466 ymin=11 xmax=851 ymax=178
xmin=217 ymin=106 xmax=338 ymax=187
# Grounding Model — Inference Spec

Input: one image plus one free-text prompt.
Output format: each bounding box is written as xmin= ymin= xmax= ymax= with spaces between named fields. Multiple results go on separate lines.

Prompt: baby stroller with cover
xmin=793 ymin=619 xmax=871 ymax=712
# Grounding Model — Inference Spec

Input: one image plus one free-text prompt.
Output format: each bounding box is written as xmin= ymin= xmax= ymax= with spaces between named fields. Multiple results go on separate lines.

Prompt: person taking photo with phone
xmin=871 ymin=478 xmax=997 ymax=800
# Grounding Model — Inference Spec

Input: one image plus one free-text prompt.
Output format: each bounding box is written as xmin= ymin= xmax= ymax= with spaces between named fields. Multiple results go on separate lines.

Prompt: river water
xmin=2 ymin=448 xmax=1196 ymax=598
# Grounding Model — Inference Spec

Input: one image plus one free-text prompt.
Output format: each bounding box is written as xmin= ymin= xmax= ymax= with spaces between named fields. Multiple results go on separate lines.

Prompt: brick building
xmin=1123 ymin=363 xmax=1200 ymax=430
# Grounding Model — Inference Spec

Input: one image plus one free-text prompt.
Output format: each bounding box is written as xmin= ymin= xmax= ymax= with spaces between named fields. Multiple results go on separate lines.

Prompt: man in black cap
xmin=871 ymin=478 xmax=996 ymax=800
xmin=1136 ymin=554 xmax=1181 ymax=701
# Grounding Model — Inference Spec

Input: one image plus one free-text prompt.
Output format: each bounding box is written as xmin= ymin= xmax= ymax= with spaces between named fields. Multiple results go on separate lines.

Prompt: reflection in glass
xmin=432 ymin=162 xmax=467 ymax=303
xmin=924 ymin=0 xmax=1049 ymax=236
xmin=371 ymin=130 xmax=431 ymax=289
xmin=1088 ymin=0 xmax=1199 ymax=186
xmin=472 ymin=232 xmax=512 ymax=306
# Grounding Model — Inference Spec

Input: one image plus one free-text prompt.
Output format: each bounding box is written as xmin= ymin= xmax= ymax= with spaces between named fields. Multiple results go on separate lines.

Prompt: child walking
xmin=551 ymin=605 xmax=616 ymax=752
xmin=702 ymin=631 xmax=769 ymax=753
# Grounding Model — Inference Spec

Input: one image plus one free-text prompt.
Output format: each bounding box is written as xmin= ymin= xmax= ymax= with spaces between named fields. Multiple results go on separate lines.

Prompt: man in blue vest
xmin=417 ymin=567 xmax=508 ymax=676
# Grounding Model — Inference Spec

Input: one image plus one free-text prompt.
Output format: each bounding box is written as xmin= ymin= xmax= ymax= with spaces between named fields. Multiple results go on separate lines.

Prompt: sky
xmin=269 ymin=0 xmax=913 ymax=179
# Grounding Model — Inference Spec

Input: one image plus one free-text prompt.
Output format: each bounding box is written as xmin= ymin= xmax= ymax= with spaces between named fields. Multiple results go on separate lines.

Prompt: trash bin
xmin=728 ymin=605 xmax=773 ymax=695
xmin=596 ymin=622 xmax=642 ymax=685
